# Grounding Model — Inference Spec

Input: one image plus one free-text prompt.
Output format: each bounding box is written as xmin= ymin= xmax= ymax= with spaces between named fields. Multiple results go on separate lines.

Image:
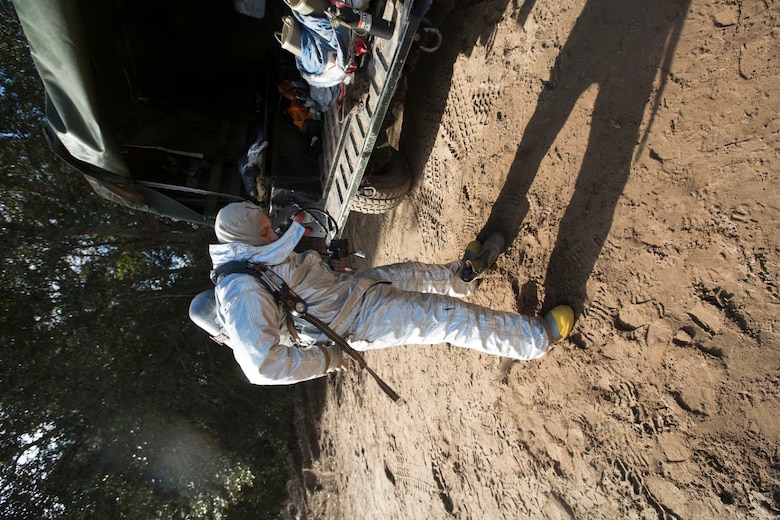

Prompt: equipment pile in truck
xmin=14 ymin=0 xmax=440 ymax=241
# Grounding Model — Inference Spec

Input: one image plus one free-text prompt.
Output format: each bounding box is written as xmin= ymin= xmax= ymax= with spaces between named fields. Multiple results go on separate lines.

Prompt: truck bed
xmin=320 ymin=0 xmax=432 ymax=231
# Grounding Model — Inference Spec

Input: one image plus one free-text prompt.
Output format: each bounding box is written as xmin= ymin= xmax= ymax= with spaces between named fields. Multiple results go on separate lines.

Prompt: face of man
xmin=259 ymin=212 xmax=279 ymax=244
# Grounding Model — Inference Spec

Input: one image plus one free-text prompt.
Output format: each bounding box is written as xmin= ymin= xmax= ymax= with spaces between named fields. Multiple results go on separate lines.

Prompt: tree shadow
xmin=475 ymin=0 xmax=691 ymax=314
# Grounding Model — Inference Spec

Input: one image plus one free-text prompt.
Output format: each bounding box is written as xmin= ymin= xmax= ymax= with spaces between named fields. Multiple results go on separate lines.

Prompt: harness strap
xmin=210 ymin=260 xmax=259 ymax=285
xmin=285 ymin=314 xmax=302 ymax=343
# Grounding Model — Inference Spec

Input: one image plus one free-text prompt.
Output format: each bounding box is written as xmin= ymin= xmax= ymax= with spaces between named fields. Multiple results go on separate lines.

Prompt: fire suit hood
xmin=209 ymin=222 xmax=306 ymax=268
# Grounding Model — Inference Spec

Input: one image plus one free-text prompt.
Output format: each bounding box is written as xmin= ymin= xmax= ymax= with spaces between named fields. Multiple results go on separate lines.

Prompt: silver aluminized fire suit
xmin=209 ymin=222 xmax=550 ymax=386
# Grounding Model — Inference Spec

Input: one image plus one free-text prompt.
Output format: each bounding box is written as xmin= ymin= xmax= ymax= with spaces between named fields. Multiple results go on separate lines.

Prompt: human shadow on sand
xmin=474 ymin=0 xmax=691 ymax=315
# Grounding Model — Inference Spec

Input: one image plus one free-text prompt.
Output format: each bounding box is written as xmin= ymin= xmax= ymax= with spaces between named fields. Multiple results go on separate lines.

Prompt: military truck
xmin=14 ymin=0 xmax=439 ymax=237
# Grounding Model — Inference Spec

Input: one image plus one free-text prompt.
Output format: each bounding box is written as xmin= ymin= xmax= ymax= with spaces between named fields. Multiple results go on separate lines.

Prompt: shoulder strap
xmin=210 ymin=260 xmax=256 ymax=285
xmin=210 ymin=260 xmax=285 ymax=305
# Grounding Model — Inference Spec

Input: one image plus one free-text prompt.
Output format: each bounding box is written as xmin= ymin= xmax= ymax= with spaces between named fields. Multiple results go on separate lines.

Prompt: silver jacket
xmin=209 ymin=222 xmax=374 ymax=385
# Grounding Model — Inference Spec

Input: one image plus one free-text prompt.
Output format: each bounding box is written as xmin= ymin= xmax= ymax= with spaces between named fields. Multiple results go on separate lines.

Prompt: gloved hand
xmin=329 ymin=257 xmax=351 ymax=273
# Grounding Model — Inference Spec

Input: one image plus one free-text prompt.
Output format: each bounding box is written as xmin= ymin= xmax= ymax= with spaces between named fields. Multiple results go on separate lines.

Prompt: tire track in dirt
xmin=410 ymin=73 xmax=505 ymax=249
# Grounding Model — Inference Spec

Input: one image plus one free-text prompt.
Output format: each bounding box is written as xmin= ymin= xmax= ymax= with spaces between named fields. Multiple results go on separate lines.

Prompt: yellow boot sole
xmin=544 ymin=305 xmax=575 ymax=344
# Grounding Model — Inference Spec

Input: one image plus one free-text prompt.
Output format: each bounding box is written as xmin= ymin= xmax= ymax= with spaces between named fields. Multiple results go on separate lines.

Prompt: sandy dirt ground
xmin=288 ymin=0 xmax=779 ymax=518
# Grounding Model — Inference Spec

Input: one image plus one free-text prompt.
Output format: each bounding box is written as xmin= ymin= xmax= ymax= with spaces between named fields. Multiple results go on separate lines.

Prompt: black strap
xmin=211 ymin=261 xmax=292 ymax=310
xmin=210 ymin=260 xmax=258 ymax=285
xmin=136 ymin=180 xmax=246 ymax=201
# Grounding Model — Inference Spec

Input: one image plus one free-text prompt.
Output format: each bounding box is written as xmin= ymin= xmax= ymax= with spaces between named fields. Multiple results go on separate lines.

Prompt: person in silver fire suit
xmin=209 ymin=201 xmax=574 ymax=386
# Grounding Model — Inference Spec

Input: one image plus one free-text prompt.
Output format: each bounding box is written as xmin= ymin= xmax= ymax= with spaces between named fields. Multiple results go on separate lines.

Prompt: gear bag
xmin=189 ymin=289 xmax=229 ymax=346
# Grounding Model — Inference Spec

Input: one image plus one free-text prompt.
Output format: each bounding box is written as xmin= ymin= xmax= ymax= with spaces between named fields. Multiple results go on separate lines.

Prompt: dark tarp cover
xmin=14 ymin=0 xmax=211 ymax=224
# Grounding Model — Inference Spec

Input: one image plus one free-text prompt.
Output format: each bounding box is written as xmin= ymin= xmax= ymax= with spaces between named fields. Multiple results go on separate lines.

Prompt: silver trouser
xmin=356 ymin=260 xmax=475 ymax=298
xmin=347 ymin=266 xmax=550 ymax=360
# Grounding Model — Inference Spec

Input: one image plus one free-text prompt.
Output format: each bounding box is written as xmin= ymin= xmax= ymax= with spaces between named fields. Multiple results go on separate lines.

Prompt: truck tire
xmin=351 ymin=147 xmax=412 ymax=214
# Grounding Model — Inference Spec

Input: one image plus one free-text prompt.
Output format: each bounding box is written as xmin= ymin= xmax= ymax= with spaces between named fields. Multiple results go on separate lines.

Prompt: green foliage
xmin=1 ymin=4 xmax=297 ymax=518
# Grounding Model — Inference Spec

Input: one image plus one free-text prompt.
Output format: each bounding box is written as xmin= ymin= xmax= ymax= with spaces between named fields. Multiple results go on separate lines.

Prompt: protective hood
xmin=209 ymin=222 xmax=307 ymax=269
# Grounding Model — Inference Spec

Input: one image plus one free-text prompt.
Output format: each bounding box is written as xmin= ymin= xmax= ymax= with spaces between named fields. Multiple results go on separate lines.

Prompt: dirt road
xmin=290 ymin=0 xmax=779 ymax=517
